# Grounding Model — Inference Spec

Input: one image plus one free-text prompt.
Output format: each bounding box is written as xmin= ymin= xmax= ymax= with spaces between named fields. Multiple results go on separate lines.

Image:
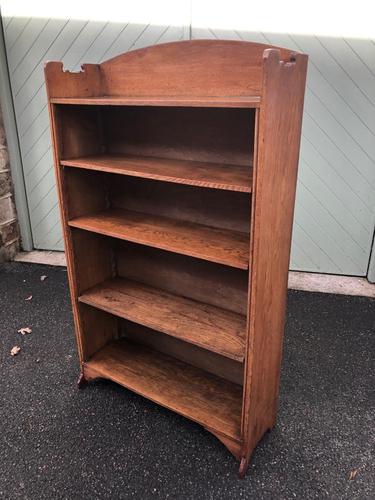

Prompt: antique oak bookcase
xmin=45 ymin=40 xmax=307 ymax=477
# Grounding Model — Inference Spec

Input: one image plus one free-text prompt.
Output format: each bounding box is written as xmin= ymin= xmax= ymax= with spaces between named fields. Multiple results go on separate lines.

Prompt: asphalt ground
xmin=0 ymin=262 xmax=374 ymax=499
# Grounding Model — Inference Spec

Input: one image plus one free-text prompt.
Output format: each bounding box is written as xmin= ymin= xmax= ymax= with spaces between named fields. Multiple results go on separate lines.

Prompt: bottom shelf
xmin=84 ymin=339 xmax=243 ymax=441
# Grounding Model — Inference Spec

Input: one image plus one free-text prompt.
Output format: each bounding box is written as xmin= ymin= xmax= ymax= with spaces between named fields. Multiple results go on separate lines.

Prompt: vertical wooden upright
xmin=45 ymin=40 xmax=307 ymax=477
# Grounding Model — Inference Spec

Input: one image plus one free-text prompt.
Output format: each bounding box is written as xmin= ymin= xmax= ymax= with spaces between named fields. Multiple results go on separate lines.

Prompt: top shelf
xmin=50 ymin=95 xmax=261 ymax=108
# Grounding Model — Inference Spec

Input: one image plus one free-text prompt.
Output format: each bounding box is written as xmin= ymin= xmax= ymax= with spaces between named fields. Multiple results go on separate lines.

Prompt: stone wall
xmin=0 ymin=105 xmax=20 ymax=261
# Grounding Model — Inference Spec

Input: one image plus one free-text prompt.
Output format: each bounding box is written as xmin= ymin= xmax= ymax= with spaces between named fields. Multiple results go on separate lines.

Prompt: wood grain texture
xmin=78 ymin=305 xmax=119 ymax=361
xmin=68 ymin=208 xmax=250 ymax=269
xmin=45 ymin=41 xmax=294 ymax=101
xmin=69 ymin=229 xmax=113 ymax=294
xmin=63 ymin=168 xmax=108 ymax=220
xmin=111 ymin=177 xmax=250 ymax=234
xmin=51 ymin=95 xmax=261 ymax=108
xmin=79 ymin=277 xmax=246 ymax=361
xmin=99 ymin=40 xmax=293 ymax=97
xmin=122 ymin=322 xmax=244 ymax=385
xmin=83 ymin=339 xmax=243 ymax=441
xmin=209 ymin=430 xmax=243 ymax=461
xmin=58 ymin=105 xmax=102 ymax=159
xmin=116 ymin=242 xmax=248 ymax=315
xmin=104 ymin=106 xmax=254 ymax=168
xmin=45 ymin=40 xmax=307 ymax=475
xmin=44 ymin=61 xmax=101 ymax=98
xmin=47 ymin=105 xmax=117 ymax=364
xmin=61 ymin=154 xmax=253 ymax=192
xmin=241 ymin=50 xmax=308 ymax=462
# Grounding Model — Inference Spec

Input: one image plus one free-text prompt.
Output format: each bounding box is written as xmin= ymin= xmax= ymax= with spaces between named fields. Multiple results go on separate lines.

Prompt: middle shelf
xmin=68 ymin=208 xmax=250 ymax=269
xmin=79 ymin=277 xmax=246 ymax=361
xmin=61 ymin=153 xmax=253 ymax=193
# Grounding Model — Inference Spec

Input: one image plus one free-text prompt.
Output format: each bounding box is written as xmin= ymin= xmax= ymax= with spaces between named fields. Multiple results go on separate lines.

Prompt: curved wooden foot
xmin=238 ymin=457 xmax=249 ymax=479
xmin=77 ymin=372 xmax=88 ymax=389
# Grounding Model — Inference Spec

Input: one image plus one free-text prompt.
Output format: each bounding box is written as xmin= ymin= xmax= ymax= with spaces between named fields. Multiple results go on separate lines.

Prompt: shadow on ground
xmin=0 ymin=263 xmax=374 ymax=499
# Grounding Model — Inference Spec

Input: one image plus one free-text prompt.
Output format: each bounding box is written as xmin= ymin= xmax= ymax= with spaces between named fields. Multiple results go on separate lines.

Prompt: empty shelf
xmin=61 ymin=154 xmax=252 ymax=193
xmin=79 ymin=278 xmax=246 ymax=361
xmin=84 ymin=339 xmax=243 ymax=440
xmin=68 ymin=208 xmax=249 ymax=269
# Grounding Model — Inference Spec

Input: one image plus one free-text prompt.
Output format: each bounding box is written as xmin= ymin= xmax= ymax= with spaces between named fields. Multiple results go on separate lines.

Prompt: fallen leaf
xmin=17 ymin=326 xmax=32 ymax=335
xmin=40 ymin=275 xmax=47 ymax=281
xmin=25 ymin=295 xmax=33 ymax=301
xmin=349 ymin=469 xmax=358 ymax=480
xmin=11 ymin=346 xmax=21 ymax=356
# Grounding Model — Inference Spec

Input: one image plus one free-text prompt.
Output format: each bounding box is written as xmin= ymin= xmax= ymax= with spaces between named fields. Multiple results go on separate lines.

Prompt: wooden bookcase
xmin=45 ymin=40 xmax=307 ymax=477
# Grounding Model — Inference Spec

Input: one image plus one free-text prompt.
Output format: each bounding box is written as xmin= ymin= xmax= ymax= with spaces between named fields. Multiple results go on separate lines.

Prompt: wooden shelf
xmin=68 ymin=208 xmax=249 ymax=269
xmin=84 ymin=339 xmax=243 ymax=440
xmin=79 ymin=277 xmax=246 ymax=361
xmin=61 ymin=154 xmax=253 ymax=193
xmin=51 ymin=95 xmax=261 ymax=108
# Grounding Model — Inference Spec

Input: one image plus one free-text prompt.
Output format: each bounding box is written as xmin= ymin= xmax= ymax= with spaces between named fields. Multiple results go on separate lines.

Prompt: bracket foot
xmin=77 ymin=372 xmax=88 ymax=389
xmin=238 ymin=457 xmax=249 ymax=479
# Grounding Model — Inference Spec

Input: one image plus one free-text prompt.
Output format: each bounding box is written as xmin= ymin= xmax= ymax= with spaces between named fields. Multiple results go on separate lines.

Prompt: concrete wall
xmin=0 ymin=104 xmax=19 ymax=261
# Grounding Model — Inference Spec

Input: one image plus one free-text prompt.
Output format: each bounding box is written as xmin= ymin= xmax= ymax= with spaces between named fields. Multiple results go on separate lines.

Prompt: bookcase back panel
xmin=103 ymin=106 xmax=255 ymax=167
xmin=121 ymin=320 xmax=244 ymax=386
xmin=57 ymin=105 xmax=103 ymax=159
xmin=111 ymin=177 xmax=250 ymax=234
xmin=116 ymin=242 xmax=248 ymax=315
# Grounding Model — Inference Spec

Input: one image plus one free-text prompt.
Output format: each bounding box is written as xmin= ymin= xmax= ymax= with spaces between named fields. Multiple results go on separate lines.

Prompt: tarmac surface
xmin=0 ymin=262 xmax=374 ymax=499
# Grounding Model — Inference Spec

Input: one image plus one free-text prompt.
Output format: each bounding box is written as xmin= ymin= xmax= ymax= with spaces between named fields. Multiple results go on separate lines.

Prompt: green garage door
xmin=2 ymin=2 xmax=375 ymax=277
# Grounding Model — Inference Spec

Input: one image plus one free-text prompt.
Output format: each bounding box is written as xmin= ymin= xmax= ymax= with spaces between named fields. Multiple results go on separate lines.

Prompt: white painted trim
xmin=288 ymin=271 xmax=375 ymax=298
xmin=13 ymin=251 xmax=375 ymax=298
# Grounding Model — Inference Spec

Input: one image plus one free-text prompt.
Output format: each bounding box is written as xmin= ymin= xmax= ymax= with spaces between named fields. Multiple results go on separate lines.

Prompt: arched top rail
xmin=45 ymin=40 xmax=306 ymax=105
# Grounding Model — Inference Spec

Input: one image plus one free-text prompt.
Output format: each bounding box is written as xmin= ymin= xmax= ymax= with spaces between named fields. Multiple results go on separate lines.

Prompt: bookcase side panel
xmin=47 ymin=102 xmax=117 ymax=363
xmin=241 ymin=51 xmax=308 ymax=461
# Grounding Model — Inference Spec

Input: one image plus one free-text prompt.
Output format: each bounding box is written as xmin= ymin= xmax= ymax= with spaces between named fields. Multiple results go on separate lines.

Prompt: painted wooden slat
xmin=8 ymin=18 xmax=50 ymax=73
xmin=3 ymin=16 xmax=187 ymax=251
xmin=12 ymin=19 xmax=69 ymax=95
xmin=13 ymin=20 xmax=89 ymax=117
xmin=295 ymin=181 xmax=367 ymax=274
xmin=3 ymin=9 xmax=375 ymax=273
xmin=99 ymin=24 xmax=152 ymax=62
xmin=347 ymin=38 xmax=375 ymax=78
xmin=319 ymin=36 xmax=375 ymax=105
xmin=3 ymin=17 xmax=30 ymax=49
xmin=291 ymin=34 xmax=375 ymax=144
xmin=298 ymin=157 xmax=370 ymax=248
xmin=302 ymin=114 xmax=374 ymax=209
